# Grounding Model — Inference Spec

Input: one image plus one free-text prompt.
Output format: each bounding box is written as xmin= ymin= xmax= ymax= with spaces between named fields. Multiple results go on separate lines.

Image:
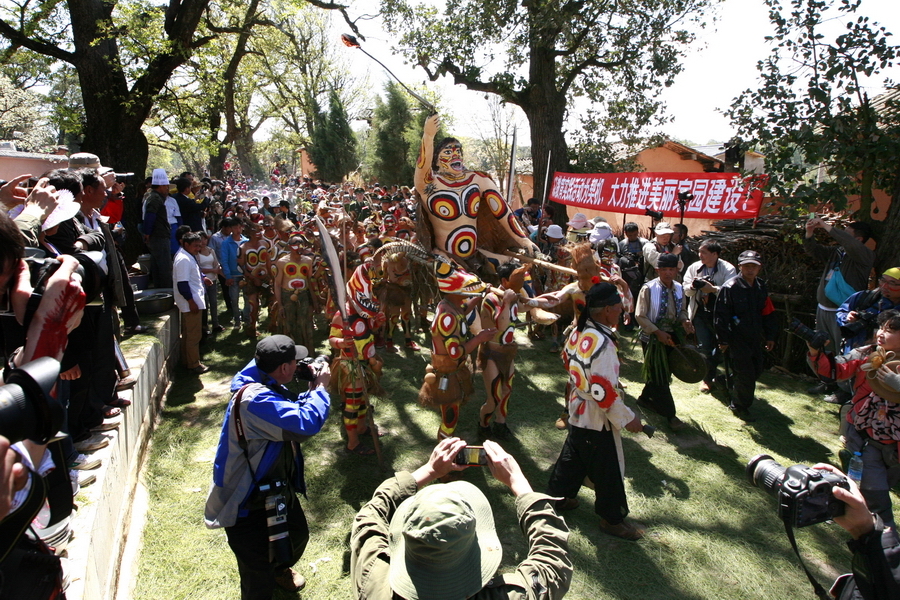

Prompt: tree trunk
xmin=522 ymin=42 xmax=569 ymax=224
xmin=872 ymin=169 xmax=900 ymax=275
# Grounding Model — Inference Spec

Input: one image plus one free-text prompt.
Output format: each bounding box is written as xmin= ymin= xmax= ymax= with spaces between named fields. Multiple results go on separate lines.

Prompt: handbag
xmin=825 ymin=268 xmax=857 ymax=306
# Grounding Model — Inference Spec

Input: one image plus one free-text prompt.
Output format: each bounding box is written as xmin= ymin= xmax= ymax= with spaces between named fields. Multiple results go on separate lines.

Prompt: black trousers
xmin=728 ymin=343 xmax=765 ymax=410
xmin=638 ymin=341 xmax=676 ymax=418
xmin=224 ymin=493 xmax=309 ymax=600
xmin=547 ymin=425 xmax=629 ymax=524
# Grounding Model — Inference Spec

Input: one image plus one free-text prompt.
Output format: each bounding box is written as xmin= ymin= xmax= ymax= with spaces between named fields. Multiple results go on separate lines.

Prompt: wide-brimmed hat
xmin=589 ymin=221 xmax=613 ymax=245
xmin=388 ymin=481 xmax=502 ymax=600
xmin=566 ymin=212 xmax=591 ymax=231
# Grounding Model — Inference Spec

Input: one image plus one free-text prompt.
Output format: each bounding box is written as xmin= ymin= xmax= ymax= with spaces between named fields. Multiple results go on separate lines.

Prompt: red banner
xmin=548 ymin=172 xmax=765 ymax=220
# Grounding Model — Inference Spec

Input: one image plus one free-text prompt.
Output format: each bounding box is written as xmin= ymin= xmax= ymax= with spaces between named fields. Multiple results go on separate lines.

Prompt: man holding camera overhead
xmin=205 ymin=335 xmax=331 ymax=599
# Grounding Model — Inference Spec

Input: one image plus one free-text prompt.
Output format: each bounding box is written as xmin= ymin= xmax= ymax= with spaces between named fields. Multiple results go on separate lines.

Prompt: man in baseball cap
xmin=714 ymin=249 xmax=778 ymax=421
xmin=206 ymin=334 xmax=329 ymax=597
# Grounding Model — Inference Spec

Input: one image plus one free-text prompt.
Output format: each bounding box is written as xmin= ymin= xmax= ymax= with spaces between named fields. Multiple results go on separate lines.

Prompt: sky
xmin=343 ymin=0 xmax=900 ymax=148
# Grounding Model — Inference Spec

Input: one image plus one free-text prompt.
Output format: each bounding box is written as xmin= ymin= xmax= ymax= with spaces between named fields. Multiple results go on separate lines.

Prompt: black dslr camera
xmin=0 ymin=357 xmax=63 ymax=444
xmin=747 ymin=454 xmax=850 ymax=527
xmin=294 ymin=355 xmax=330 ymax=382
xmin=787 ymin=318 xmax=831 ymax=351
xmin=691 ymin=277 xmax=711 ymax=290
xmin=840 ymin=311 xmax=879 ymax=339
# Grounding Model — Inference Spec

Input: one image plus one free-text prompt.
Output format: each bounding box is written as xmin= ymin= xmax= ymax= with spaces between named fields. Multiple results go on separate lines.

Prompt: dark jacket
xmin=804 ymin=227 xmax=874 ymax=309
xmin=713 ymin=275 xmax=778 ymax=348
xmin=834 ymin=515 xmax=900 ymax=600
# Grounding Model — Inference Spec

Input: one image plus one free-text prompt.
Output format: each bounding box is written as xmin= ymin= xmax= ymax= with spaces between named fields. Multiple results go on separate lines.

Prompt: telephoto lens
xmin=0 ymin=357 xmax=63 ymax=443
xmin=263 ymin=482 xmax=293 ymax=564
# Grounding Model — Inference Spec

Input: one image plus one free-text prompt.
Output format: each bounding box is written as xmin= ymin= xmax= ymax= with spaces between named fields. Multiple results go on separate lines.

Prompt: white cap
xmin=151 ymin=168 xmax=169 ymax=186
xmin=249 ymin=206 xmax=259 ymax=214
xmin=654 ymin=222 xmax=674 ymax=235
xmin=545 ymin=224 xmax=564 ymax=239
xmin=589 ymin=222 xmax=613 ymax=245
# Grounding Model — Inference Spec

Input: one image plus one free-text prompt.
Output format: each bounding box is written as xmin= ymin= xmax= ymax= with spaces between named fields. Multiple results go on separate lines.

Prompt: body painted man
xmin=274 ymin=234 xmax=317 ymax=350
xmin=477 ymin=261 xmax=529 ymax=440
xmin=237 ymin=224 xmax=274 ymax=338
xmin=415 ymin=114 xmax=537 ymax=264
xmin=419 ymin=258 xmax=496 ymax=440
xmin=328 ymin=261 xmax=385 ymax=455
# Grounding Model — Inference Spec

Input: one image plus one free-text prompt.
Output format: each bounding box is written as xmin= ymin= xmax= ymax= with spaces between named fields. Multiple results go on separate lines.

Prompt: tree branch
xmin=302 ymin=0 xmax=363 ymax=40
xmin=0 ymin=20 xmax=73 ymax=62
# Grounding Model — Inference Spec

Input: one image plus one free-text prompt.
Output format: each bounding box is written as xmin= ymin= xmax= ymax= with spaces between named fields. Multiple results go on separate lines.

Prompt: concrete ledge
xmin=65 ymin=309 xmax=180 ymax=600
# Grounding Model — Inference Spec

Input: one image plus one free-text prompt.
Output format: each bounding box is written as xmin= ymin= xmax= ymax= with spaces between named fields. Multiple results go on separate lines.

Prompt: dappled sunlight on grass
xmin=134 ymin=315 xmax=871 ymax=599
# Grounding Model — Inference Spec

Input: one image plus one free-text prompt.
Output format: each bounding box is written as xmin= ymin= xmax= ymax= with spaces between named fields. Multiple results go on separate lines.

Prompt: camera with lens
xmin=840 ymin=311 xmax=879 ymax=339
xmin=295 ymin=354 xmax=330 ymax=382
xmin=644 ymin=208 xmax=664 ymax=221
xmin=787 ymin=317 xmax=831 ymax=351
xmin=747 ymin=454 xmax=849 ymax=528
xmin=0 ymin=357 xmax=63 ymax=444
xmin=691 ymin=277 xmax=711 ymax=290
xmin=25 ymin=249 xmax=107 ymax=306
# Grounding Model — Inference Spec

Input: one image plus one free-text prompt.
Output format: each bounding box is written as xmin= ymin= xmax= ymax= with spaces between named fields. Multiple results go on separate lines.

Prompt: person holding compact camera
xmin=350 ymin=437 xmax=572 ymax=600
xmin=204 ymin=335 xmax=331 ymax=599
xmin=808 ymin=309 xmax=900 ymax=530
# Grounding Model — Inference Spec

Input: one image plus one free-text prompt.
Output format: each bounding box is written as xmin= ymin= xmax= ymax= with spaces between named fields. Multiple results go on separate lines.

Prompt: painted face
xmin=437 ymin=142 xmax=464 ymax=177
xmin=876 ymin=325 xmax=900 ymax=353
xmin=347 ymin=262 xmax=380 ymax=317
xmin=880 ymin=276 xmax=900 ymax=303
xmin=434 ymin=257 xmax=487 ymax=295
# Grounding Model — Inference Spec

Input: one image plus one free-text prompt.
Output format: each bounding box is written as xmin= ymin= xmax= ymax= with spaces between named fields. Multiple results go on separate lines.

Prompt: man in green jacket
xmin=350 ymin=438 xmax=572 ymax=600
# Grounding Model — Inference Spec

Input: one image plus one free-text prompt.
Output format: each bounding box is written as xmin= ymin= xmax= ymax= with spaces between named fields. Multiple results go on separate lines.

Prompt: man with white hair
xmin=350 ymin=438 xmax=572 ymax=600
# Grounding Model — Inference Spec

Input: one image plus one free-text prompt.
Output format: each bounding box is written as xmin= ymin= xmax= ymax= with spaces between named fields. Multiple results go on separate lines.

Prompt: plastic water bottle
xmin=848 ymin=451 xmax=864 ymax=485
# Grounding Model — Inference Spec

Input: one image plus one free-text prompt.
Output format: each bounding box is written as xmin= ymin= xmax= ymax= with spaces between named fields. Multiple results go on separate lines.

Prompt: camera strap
xmin=783 ymin=520 xmax=832 ymax=600
xmin=231 ymin=384 xmax=260 ymax=484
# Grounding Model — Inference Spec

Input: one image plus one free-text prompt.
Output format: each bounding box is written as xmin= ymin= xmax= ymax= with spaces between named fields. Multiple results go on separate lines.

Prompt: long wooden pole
xmin=535 ymin=150 xmax=552 ymax=245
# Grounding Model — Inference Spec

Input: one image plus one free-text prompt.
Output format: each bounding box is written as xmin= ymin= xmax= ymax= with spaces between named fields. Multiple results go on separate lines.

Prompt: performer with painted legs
xmin=328 ymin=262 xmax=385 ymax=456
xmin=273 ymin=234 xmax=316 ymax=350
xmin=478 ymin=261 xmax=529 ymax=441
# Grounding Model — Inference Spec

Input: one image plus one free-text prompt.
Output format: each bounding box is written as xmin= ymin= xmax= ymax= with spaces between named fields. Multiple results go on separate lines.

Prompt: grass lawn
xmin=133 ymin=316 xmax=864 ymax=600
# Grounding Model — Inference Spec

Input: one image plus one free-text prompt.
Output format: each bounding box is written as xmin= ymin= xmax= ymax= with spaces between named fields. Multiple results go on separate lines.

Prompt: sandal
xmin=108 ymin=396 xmax=132 ymax=407
xmin=346 ymin=443 xmax=375 ymax=456
xmin=103 ymin=406 xmax=122 ymax=418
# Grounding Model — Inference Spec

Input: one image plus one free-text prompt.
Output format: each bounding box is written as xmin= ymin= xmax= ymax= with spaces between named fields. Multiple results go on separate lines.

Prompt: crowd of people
xmin=2 ymin=123 xmax=900 ymax=599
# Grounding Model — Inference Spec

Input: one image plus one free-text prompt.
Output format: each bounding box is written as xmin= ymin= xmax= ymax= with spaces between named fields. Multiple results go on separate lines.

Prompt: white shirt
xmin=165 ymin=196 xmax=181 ymax=225
xmin=172 ymin=247 xmax=206 ymax=312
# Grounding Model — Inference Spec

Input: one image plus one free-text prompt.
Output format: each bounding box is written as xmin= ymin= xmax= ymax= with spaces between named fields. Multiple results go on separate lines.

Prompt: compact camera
xmin=747 ymin=454 xmax=849 ymax=528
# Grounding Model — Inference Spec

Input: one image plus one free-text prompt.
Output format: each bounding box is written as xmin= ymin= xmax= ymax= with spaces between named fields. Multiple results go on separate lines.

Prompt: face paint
xmin=347 ymin=262 xmax=380 ymax=317
xmin=437 ymin=143 xmax=464 ymax=176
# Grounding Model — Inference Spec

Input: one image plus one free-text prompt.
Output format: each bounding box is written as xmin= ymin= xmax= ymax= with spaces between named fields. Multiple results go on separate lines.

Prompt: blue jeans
xmin=228 ymin=276 xmax=243 ymax=325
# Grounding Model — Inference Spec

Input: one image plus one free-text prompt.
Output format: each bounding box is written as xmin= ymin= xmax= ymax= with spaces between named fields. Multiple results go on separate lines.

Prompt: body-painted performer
xmin=477 ymin=261 xmax=529 ymax=440
xmin=415 ymin=114 xmax=538 ymax=264
xmin=378 ymin=248 xmax=420 ymax=351
xmin=237 ymin=224 xmax=274 ymax=337
xmin=328 ymin=261 xmax=385 ymax=455
xmin=274 ymin=234 xmax=317 ymax=350
xmin=418 ymin=256 xmax=496 ymax=440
